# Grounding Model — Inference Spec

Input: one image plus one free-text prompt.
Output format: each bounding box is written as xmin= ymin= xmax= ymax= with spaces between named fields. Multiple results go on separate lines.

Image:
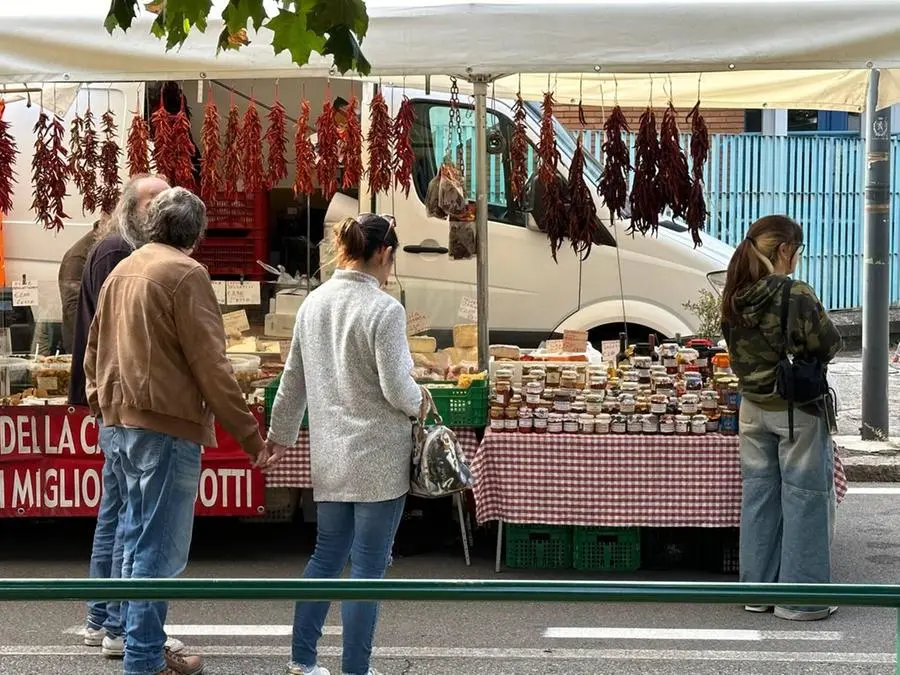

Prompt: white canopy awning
xmin=2 ymin=1 xmax=900 ymax=110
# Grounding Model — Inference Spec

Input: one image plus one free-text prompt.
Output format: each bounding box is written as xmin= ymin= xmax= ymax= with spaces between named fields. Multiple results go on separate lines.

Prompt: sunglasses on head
xmin=358 ymin=213 xmax=396 ymax=242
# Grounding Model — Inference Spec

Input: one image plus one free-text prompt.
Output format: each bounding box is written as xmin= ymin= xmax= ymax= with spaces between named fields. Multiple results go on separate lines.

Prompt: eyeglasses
xmin=358 ymin=213 xmax=396 ymax=243
xmin=794 ymin=243 xmax=805 ymax=256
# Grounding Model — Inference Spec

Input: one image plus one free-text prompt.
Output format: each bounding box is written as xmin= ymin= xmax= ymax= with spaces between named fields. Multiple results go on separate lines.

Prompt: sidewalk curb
xmin=837 ymin=435 xmax=900 ymax=482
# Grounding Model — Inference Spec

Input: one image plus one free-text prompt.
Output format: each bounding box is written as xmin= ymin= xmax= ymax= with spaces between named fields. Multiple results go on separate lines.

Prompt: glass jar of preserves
xmin=590 ymin=375 xmax=608 ymax=391
xmin=585 ymin=394 xmax=604 ymax=415
xmin=563 ymin=413 xmax=580 ymax=434
xmin=533 ymin=407 xmax=550 ymax=434
xmin=719 ymin=409 xmax=738 ymax=435
xmin=518 ymin=407 xmax=534 ymax=433
xmin=572 ymin=400 xmax=587 ymax=415
xmin=691 ymin=414 xmax=708 ymax=435
xmin=659 ymin=414 xmax=676 ymax=435
xmin=726 ymin=381 xmax=742 ymax=411
xmin=680 ymin=394 xmax=700 ymax=415
xmin=527 ymin=367 xmax=547 ymax=384
xmin=675 ymin=414 xmax=691 ymax=435
xmin=611 ymin=414 xmax=628 ymax=434
xmin=525 ymin=380 xmax=544 ymax=407
xmin=642 ymin=414 xmax=659 ymax=434
xmin=706 ymin=413 xmax=720 ymax=433
xmin=553 ymin=391 xmax=573 ymax=414
xmin=574 ymin=367 xmax=588 ymax=390
xmin=685 ymin=372 xmax=703 ymax=392
xmin=578 ymin=413 xmax=595 ymax=434
xmin=602 ymin=399 xmax=619 ymax=415
xmin=490 ymin=405 xmax=505 ymax=432
xmin=595 ymin=413 xmax=612 ymax=434
xmin=560 ymin=370 xmax=578 ymax=390
xmin=618 ymin=393 xmax=636 ymax=414
xmin=545 ymin=364 xmax=562 ymax=387
xmin=504 ymin=406 xmax=520 ymax=432
xmin=626 ymin=414 xmax=643 ymax=434
xmin=547 ymin=413 xmax=564 ymax=434
xmin=636 ymin=396 xmax=651 ymax=415
xmin=700 ymin=390 xmax=719 ymax=413
xmin=650 ymin=394 xmax=668 ymax=414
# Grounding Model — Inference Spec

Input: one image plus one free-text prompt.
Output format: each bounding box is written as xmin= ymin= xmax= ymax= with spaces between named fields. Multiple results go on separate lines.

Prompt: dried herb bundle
xmin=567 ymin=133 xmax=599 ymax=260
xmin=265 ymin=95 xmax=288 ymax=189
xmin=199 ymin=95 xmax=221 ymax=202
xmin=538 ymin=91 xmax=567 ymax=261
xmin=658 ymin=103 xmax=692 ymax=220
xmin=99 ymin=110 xmax=122 ymax=214
xmin=597 ymin=105 xmax=631 ymax=223
xmin=392 ymin=96 xmax=416 ymax=197
xmin=32 ymin=112 xmax=69 ymax=231
xmin=240 ymin=98 xmax=264 ymax=194
xmin=510 ymin=93 xmax=529 ymax=206
xmin=342 ymin=96 xmax=363 ymax=190
xmin=367 ymin=91 xmax=393 ymax=195
xmin=292 ymin=99 xmax=316 ymax=197
xmin=316 ymin=99 xmax=340 ymax=201
xmin=629 ymin=107 xmax=662 ymax=236
xmin=685 ymin=101 xmax=710 ymax=247
xmin=220 ymin=102 xmax=242 ymax=199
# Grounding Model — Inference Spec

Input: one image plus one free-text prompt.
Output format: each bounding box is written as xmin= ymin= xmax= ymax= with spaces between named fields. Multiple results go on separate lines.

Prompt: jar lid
xmin=692 ymin=415 xmax=709 ymax=422
xmin=578 ymin=413 xmax=594 ymax=421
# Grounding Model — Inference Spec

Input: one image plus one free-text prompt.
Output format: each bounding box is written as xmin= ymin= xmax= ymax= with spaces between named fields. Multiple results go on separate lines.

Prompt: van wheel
xmin=588 ymin=323 xmax=667 ymax=346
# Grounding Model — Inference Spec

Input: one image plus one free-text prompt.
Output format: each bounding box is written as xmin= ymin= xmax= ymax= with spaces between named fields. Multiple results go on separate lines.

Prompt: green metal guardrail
xmin=3 ymin=579 xmax=899 ymax=670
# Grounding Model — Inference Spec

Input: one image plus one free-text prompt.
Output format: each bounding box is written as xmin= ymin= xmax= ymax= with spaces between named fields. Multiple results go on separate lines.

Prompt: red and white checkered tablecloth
xmin=472 ymin=430 xmax=848 ymax=528
xmin=265 ymin=428 xmax=481 ymax=489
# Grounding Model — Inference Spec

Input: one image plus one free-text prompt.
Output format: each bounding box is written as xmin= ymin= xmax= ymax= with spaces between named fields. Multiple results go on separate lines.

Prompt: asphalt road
xmin=2 ymin=484 xmax=900 ymax=674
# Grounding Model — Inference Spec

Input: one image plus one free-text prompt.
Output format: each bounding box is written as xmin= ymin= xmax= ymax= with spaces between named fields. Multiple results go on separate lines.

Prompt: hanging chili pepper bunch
xmin=510 ymin=92 xmax=529 ymax=206
xmin=240 ymin=96 xmax=264 ymax=194
xmin=151 ymin=97 xmax=175 ymax=184
xmin=597 ymin=105 xmax=631 ymax=223
xmin=392 ymin=95 xmax=415 ymax=197
xmin=32 ymin=111 xmax=69 ymax=231
xmin=629 ymin=106 xmax=662 ymax=236
xmin=685 ymin=100 xmax=710 ymax=247
xmin=658 ymin=102 xmax=692 ymax=222
xmin=538 ymin=90 xmax=568 ymax=262
xmin=293 ymin=99 xmax=316 ymax=197
xmin=199 ymin=89 xmax=221 ymax=202
xmin=126 ymin=94 xmax=151 ymax=177
xmin=69 ymin=104 xmax=100 ymax=215
xmin=316 ymin=98 xmax=341 ymax=201
xmin=341 ymin=95 xmax=363 ymax=190
xmin=568 ymin=130 xmax=598 ymax=260
xmin=367 ymin=90 xmax=393 ymax=195
xmin=0 ymin=100 xmax=18 ymax=216
xmin=98 ymin=110 xmax=122 ymax=214
xmin=168 ymin=94 xmax=197 ymax=192
xmin=220 ymin=98 xmax=242 ymax=199
xmin=265 ymin=91 xmax=288 ymax=190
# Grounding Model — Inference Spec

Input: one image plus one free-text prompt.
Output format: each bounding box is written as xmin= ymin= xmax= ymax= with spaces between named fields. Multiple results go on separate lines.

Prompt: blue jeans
xmin=739 ymin=399 xmax=835 ymax=612
xmin=86 ymin=422 xmax=128 ymax=638
xmin=292 ymin=497 xmax=406 ymax=675
xmin=114 ymin=427 xmax=201 ymax=675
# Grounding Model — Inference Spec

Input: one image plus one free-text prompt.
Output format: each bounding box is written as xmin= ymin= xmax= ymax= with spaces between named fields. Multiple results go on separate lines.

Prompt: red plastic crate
xmin=205 ymin=192 xmax=269 ymax=231
xmin=193 ymin=234 xmax=268 ymax=277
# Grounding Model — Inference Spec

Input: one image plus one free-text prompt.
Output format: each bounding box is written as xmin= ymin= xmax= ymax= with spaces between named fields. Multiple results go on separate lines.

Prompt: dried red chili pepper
xmin=597 ymin=105 xmax=631 ymax=223
xmin=510 ymin=93 xmax=529 ymax=206
xmin=538 ymin=91 xmax=567 ymax=262
xmin=77 ymin=107 xmax=100 ymax=215
xmin=99 ymin=110 xmax=122 ymax=215
xmin=658 ymin=102 xmax=692 ymax=221
xmin=220 ymin=101 xmax=242 ymax=200
xmin=199 ymin=94 xmax=221 ymax=202
xmin=170 ymin=95 xmax=197 ymax=193
xmin=629 ymin=107 xmax=662 ymax=236
xmin=293 ymin=99 xmax=316 ymax=197
xmin=392 ymin=96 xmax=415 ymax=197
xmin=32 ymin=112 xmax=69 ymax=231
xmin=367 ymin=91 xmax=393 ymax=195
xmin=0 ymin=100 xmax=18 ymax=216
xmin=341 ymin=96 xmax=363 ymax=190
xmin=126 ymin=99 xmax=151 ymax=177
xmin=240 ymin=97 xmax=264 ymax=194
xmin=151 ymin=98 xmax=174 ymax=183
xmin=68 ymin=114 xmax=85 ymax=197
xmin=567 ymin=133 xmax=598 ymax=261
xmin=316 ymin=99 xmax=341 ymax=201
xmin=265 ymin=94 xmax=288 ymax=189
xmin=685 ymin=101 xmax=710 ymax=247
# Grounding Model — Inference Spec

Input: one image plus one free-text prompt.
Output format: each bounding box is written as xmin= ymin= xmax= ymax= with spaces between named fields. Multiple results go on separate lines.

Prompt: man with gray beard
xmin=67 ymin=174 xmax=182 ymax=660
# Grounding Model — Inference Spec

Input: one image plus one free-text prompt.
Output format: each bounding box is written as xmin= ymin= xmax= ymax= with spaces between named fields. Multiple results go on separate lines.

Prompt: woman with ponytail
xmin=722 ymin=215 xmax=842 ymax=621
xmin=267 ymin=214 xmax=425 ymax=675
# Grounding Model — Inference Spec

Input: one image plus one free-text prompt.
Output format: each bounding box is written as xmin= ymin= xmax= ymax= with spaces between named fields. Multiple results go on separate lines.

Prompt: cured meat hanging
xmin=597 ymin=105 xmax=631 ymax=223
xmin=510 ymin=92 xmax=529 ymax=206
xmin=392 ymin=95 xmax=415 ymax=197
xmin=220 ymin=97 xmax=242 ymax=199
xmin=538 ymin=91 xmax=567 ymax=261
xmin=150 ymin=98 xmax=175 ymax=183
xmin=240 ymin=96 xmax=264 ymax=194
xmin=567 ymin=132 xmax=598 ymax=260
xmin=342 ymin=96 xmax=363 ymax=190
xmin=199 ymin=89 xmax=221 ymax=202
xmin=658 ymin=102 xmax=692 ymax=220
xmin=31 ymin=111 xmax=69 ymax=231
xmin=367 ymin=91 xmax=393 ymax=195
xmin=170 ymin=94 xmax=197 ymax=192
xmin=265 ymin=91 xmax=288 ymax=189
xmin=292 ymin=99 xmax=316 ymax=197
xmin=316 ymin=98 xmax=340 ymax=201
xmin=125 ymin=95 xmax=151 ymax=177
xmin=685 ymin=100 xmax=710 ymax=247
xmin=0 ymin=100 xmax=18 ymax=216
xmin=629 ymin=106 xmax=662 ymax=236
xmin=98 ymin=110 xmax=122 ymax=214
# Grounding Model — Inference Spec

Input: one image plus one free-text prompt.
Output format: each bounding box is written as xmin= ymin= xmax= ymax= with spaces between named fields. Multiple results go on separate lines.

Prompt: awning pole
xmin=861 ymin=68 xmax=891 ymax=441
xmin=473 ymin=78 xmax=490 ymax=372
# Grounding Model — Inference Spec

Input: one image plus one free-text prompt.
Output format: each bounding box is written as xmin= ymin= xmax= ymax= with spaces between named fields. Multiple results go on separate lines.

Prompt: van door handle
xmin=403 ymin=245 xmax=449 ymax=255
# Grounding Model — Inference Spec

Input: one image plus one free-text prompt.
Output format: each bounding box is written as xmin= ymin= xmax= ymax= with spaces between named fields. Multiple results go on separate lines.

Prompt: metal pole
xmin=473 ymin=79 xmax=490 ymax=372
xmin=861 ymin=68 xmax=891 ymax=441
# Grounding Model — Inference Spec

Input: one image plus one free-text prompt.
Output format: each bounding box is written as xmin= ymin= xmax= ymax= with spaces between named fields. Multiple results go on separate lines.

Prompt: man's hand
xmin=254 ymin=438 xmax=290 ymax=472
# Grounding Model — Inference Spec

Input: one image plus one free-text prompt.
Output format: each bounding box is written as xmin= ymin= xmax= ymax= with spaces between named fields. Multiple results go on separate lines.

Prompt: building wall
xmin=556 ymin=105 xmax=746 ymax=134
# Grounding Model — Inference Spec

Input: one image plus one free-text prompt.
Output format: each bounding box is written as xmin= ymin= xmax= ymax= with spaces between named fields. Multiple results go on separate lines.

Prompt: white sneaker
xmin=101 ymin=634 xmax=125 ymax=658
xmin=344 ymin=670 xmax=383 ymax=675
xmin=165 ymin=637 xmax=186 ymax=654
xmin=287 ymin=665 xmax=331 ymax=675
xmin=774 ymin=605 xmax=838 ymax=621
xmin=744 ymin=605 xmax=773 ymax=613
xmin=83 ymin=626 xmax=106 ymax=647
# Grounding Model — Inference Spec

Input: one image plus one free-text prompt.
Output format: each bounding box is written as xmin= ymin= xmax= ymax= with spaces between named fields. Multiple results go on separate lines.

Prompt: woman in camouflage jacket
xmin=721 ymin=215 xmax=842 ymax=622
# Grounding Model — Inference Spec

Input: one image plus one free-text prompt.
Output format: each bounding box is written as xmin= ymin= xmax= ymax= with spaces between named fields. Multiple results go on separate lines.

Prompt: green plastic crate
xmin=505 ymin=524 xmax=572 ymax=569
xmin=423 ymin=379 xmax=488 ymax=428
xmin=264 ymin=374 xmax=308 ymax=428
xmin=573 ymin=527 xmax=641 ymax=572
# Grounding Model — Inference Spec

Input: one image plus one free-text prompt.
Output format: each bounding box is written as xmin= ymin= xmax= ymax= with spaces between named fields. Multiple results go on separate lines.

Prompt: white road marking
xmin=64 ymin=624 xmax=342 ymax=637
xmin=543 ymin=627 xmax=842 ymax=641
xmin=847 ymin=486 xmax=900 ymax=495
xmin=2 ymin=645 xmax=894 ymax=664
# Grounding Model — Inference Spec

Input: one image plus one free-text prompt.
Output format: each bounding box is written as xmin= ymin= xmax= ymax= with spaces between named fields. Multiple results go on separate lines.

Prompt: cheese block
xmin=453 ymin=323 xmax=478 ymax=349
xmin=408 ymin=335 xmax=438 ymax=354
xmin=489 ymin=344 xmax=521 ymax=361
xmin=443 ymin=346 xmax=478 ymax=365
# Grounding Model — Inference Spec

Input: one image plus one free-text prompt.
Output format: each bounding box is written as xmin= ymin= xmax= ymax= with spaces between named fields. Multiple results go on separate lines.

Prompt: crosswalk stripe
xmin=543 ymin=627 xmax=842 ymax=641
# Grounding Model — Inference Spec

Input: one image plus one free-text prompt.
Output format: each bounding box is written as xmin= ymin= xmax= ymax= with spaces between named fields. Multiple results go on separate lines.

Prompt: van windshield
xmin=523 ymin=101 xmax=604 ymax=185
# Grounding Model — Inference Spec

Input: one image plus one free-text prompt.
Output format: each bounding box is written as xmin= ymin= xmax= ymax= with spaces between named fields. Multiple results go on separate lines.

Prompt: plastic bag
xmin=449 ymin=220 xmax=476 ymax=260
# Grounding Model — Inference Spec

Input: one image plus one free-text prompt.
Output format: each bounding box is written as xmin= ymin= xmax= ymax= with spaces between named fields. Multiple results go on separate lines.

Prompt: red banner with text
xmin=0 ymin=405 xmax=266 ymax=518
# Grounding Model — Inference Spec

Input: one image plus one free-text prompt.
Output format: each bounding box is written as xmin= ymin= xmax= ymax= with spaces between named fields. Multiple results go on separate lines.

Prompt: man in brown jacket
xmin=85 ymin=187 xmax=271 ymax=675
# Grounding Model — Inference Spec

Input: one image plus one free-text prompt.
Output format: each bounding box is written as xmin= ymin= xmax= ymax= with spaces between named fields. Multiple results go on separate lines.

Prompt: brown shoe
xmin=157 ymin=647 xmax=204 ymax=675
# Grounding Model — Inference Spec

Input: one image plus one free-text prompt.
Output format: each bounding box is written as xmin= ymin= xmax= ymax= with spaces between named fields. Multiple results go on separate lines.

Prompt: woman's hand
xmin=256 ymin=438 xmax=290 ymax=472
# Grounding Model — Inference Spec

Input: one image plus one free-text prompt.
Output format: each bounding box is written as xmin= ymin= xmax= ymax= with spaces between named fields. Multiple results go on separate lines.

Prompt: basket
xmin=264 ymin=374 xmax=308 ymax=429
xmin=193 ymin=233 xmax=268 ymax=278
xmin=505 ymin=524 xmax=572 ymax=569
xmin=573 ymin=527 xmax=641 ymax=572
xmin=206 ymin=191 xmax=269 ymax=231
xmin=422 ymin=379 xmax=488 ymax=428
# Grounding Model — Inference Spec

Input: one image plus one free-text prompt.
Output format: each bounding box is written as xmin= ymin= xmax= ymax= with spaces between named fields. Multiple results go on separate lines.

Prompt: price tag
xmin=225 ymin=281 xmax=261 ymax=306
xmin=601 ymin=340 xmax=619 ymax=364
xmin=12 ymin=281 xmax=39 ymax=307
xmin=406 ymin=311 xmax=430 ymax=336
xmin=458 ymin=296 xmax=478 ymax=322
xmin=222 ymin=310 xmax=250 ymax=336
xmin=562 ymin=329 xmax=588 ymax=354
xmin=545 ymin=339 xmax=564 ymax=353
xmin=211 ymin=281 xmax=227 ymax=305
